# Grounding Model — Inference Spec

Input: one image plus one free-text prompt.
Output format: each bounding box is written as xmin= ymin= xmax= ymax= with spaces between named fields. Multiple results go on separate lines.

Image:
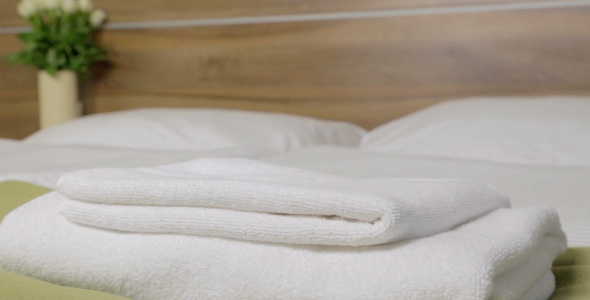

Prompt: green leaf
xmin=24 ymin=41 xmax=38 ymax=52
xmin=45 ymin=64 xmax=58 ymax=75
xmin=69 ymin=56 xmax=82 ymax=70
xmin=5 ymin=10 xmax=110 ymax=79
xmin=46 ymin=48 xmax=57 ymax=66
xmin=3 ymin=53 xmax=22 ymax=65
xmin=56 ymin=50 xmax=67 ymax=67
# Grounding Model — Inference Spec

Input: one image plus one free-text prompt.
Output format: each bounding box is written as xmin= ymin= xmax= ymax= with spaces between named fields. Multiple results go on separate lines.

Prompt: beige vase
xmin=38 ymin=70 xmax=80 ymax=129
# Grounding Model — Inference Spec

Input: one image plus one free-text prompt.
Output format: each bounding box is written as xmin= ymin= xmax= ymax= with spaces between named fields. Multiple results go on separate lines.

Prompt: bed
xmin=1 ymin=0 xmax=590 ymax=299
xmin=0 ymin=99 xmax=588 ymax=300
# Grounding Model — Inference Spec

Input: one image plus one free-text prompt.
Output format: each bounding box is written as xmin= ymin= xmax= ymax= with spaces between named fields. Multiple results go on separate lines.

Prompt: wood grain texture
xmin=0 ymin=35 xmax=36 ymax=101
xmin=0 ymin=100 xmax=38 ymax=139
xmin=2 ymin=5 xmax=590 ymax=138
xmin=0 ymin=0 xmax=581 ymax=27
xmin=80 ymin=6 xmax=590 ymax=120
xmin=0 ymin=34 xmax=38 ymax=139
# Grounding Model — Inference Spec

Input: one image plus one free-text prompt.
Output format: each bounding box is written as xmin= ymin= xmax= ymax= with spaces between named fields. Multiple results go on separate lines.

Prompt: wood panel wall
xmin=0 ymin=0 xmax=568 ymax=26
xmin=0 ymin=33 xmax=38 ymax=139
xmin=83 ymin=5 xmax=590 ymax=127
xmin=1 ymin=1 xmax=590 ymax=138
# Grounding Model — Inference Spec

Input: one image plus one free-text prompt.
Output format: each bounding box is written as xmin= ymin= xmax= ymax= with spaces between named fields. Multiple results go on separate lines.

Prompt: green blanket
xmin=0 ymin=180 xmax=588 ymax=300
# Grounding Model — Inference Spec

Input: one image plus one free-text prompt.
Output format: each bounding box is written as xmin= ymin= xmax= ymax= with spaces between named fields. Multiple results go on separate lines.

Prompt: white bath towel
xmin=0 ymin=192 xmax=566 ymax=300
xmin=57 ymin=158 xmax=510 ymax=246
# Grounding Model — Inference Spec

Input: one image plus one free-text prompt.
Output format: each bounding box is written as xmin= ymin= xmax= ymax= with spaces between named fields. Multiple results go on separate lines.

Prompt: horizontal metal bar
xmin=1 ymin=0 xmax=590 ymax=34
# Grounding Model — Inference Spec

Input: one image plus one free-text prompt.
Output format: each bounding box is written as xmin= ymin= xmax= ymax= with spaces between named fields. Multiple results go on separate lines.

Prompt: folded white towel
xmin=0 ymin=192 xmax=567 ymax=300
xmin=57 ymin=158 xmax=510 ymax=246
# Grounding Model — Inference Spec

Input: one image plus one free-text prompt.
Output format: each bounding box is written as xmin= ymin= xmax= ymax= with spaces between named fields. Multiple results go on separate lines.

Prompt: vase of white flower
xmin=6 ymin=0 xmax=108 ymax=128
xmin=38 ymin=70 xmax=79 ymax=128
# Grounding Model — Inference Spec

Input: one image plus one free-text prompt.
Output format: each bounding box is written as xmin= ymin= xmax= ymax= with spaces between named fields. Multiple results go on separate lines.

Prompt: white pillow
xmin=362 ymin=97 xmax=590 ymax=166
xmin=24 ymin=108 xmax=366 ymax=153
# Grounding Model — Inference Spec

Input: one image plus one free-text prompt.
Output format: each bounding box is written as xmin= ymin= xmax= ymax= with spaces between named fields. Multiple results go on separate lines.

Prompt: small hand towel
xmin=58 ymin=158 xmax=510 ymax=246
xmin=0 ymin=192 xmax=567 ymax=300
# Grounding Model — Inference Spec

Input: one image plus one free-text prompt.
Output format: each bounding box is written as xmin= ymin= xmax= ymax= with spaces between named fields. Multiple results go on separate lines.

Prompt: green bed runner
xmin=552 ymin=247 xmax=590 ymax=300
xmin=0 ymin=180 xmax=589 ymax=300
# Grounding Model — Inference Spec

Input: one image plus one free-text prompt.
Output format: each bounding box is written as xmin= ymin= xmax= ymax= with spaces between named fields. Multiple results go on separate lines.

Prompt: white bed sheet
xmin=263 ymin=146 xmax=590 ymax=247
xmin=0 ymin=142 xmax=274 ymax=188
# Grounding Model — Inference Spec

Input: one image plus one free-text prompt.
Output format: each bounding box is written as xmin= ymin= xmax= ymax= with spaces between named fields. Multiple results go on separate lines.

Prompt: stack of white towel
xmin=0 ymin=158 xmax=567 ymax=300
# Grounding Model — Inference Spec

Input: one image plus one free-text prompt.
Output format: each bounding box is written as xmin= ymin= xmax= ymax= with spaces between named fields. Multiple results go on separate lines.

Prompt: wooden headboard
xmin=2 ymin=0 xmax=590 ymax=139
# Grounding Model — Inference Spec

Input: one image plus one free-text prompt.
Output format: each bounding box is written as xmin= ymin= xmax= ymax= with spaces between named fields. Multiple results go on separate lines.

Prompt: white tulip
xmin=61 ymin=0 xmax=77 ymax=13
xmin=90 ymin=9 xmax=106 ymax=27
xmin=78 ymin=0 xmax=92 ymax=12
xmin=38 ymin=0 xmax=60 ymax=10
xmin=32 ymin=0 xmax=43 ymax=9
xmin=17 ymin=0 xmax=37 ymax=17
